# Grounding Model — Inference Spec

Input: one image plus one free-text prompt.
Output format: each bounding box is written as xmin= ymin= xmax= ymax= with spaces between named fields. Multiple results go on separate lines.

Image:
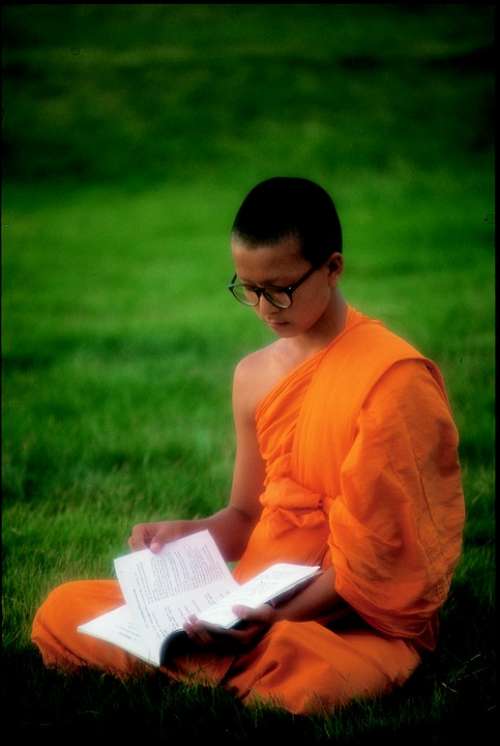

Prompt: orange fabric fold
xmin=234 ymin=306 xmax=465 ymax=651
xmin=329 ymin=361 xmax=465 ymax=645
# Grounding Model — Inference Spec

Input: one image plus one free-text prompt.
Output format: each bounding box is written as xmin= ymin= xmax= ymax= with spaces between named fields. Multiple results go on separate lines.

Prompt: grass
xmin=1 ymin=4 xmax=495 ymax=741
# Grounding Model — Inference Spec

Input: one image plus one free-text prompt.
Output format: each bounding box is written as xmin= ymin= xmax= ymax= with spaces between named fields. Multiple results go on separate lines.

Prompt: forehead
xmin=231 ymin=236 xmax=307 ymax=282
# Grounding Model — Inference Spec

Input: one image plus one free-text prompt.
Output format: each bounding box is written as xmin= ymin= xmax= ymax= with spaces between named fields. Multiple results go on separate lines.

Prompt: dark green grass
xmin=2 ymin=5 xmax=494 ymax=187
xmin=2 ymin=3 xmax=495 ymax=740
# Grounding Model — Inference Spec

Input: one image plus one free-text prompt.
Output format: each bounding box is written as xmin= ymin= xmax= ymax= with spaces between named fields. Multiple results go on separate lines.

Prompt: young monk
xmin=32 ymin=176 xmax=465 ymax=715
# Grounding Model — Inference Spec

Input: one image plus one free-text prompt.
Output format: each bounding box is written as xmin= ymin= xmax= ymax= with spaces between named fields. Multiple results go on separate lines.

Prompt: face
xmin=231 ymin=235 xmax=343 ymax=338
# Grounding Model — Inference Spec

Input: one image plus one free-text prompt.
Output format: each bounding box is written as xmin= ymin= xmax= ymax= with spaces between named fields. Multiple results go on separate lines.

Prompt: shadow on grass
xmin=2 ymin=649 xmax=310 ymax=740
xmin=3 ymin=587 xmax=495 ymax=744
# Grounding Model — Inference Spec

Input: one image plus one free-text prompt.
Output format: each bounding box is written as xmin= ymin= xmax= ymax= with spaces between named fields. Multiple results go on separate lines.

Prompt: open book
xmin=78 ymin=529 xmax=320 ymax=667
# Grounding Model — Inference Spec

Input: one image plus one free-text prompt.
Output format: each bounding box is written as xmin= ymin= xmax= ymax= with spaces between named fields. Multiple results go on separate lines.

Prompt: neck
xmin=288 ymin=289 xmax=348 ymax=357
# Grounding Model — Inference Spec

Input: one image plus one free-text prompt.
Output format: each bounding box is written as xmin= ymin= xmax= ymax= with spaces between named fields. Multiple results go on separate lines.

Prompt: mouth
xmin=266 ymin=318 xmax=290 ymax=327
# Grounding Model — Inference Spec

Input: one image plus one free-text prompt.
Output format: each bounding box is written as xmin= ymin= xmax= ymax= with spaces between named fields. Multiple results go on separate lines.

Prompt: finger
xmin=149 ymin=528 xmax=175 ymax=553
xmin=183 ymin=614 xmax=199 ymax=632
xmin=232 ymin=604 xmax=275 ymax=624
xmin=232 ymin=604 xmax=254 ymax=620
xmin=184 ymin=616 xmax=209 ymax=638
xmin=205 ymin=622 xmax=267 ymax=651
xmin=201 ymin=620 xmax=264 ymax=645
xmin=128 ymin=525 xmax=147 ymax=551
xmin=184 ymin=619 xmax=214 ymax=647
xmin=230 ymin=620 xmax=266 ymax=638
xmin=184 ymin=617 xmax=243 ymax=651
xmin=185 ymin=628 xmax=210 ymax=646
xmin=149 ymin=530 xmax=169 ymax=553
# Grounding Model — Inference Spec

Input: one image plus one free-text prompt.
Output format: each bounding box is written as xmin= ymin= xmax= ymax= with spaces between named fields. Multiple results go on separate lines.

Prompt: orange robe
xmin=32 ymin=306 xmax=465 ymax=714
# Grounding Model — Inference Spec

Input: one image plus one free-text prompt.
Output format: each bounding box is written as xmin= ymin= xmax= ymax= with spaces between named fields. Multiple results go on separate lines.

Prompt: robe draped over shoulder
xmin=233 ymin=306 xmax=465 ymax=652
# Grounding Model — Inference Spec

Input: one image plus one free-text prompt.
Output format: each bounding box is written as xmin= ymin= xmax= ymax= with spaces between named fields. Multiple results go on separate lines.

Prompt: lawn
xmin=2 ymin=4 xmax=495 ymax=740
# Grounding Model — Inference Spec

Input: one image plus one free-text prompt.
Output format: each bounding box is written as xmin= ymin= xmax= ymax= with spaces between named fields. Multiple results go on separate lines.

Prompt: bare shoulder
xmin=233 ymin=342 xmax=282 ymax=419
xmin=234 ymin=344 xmax=276 ymax=379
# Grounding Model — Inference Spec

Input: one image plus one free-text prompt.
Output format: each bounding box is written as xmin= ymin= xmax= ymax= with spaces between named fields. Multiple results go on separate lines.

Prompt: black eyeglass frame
xmin=227 ymin=263 xmax=322 ymax=309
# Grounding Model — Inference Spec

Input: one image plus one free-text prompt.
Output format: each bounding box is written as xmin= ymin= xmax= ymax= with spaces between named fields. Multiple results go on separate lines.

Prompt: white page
xmin=144 ymin=576 xmax=241 ymax=639
xmin=114 ymin=530 xmax=239 ymax=644
xmin=78 ymin=534 xmax=320 ymax=665
xmin=77 ymin=604 xmax=161 ymax=666
xmin=198 ymin=563 xmax=321 ymax=628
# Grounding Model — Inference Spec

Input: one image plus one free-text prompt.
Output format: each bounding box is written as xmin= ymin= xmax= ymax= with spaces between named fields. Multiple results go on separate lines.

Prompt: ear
xmin=326 ymin=252 xmax=344 ymax=285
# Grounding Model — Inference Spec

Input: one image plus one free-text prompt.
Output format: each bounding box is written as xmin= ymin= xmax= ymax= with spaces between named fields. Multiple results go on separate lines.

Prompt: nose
xmin=258 ymin=293 xmax=280 ymax=315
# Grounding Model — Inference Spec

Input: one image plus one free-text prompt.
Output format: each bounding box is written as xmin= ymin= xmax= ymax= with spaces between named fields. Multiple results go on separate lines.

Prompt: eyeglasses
xmin=227 ymin=263 xmax=322 ymax=309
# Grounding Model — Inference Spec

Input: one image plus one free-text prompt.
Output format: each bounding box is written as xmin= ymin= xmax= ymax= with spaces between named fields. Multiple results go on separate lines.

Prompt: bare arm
xmin=129 ymin=356 xmax=265 ymax=561
xmin=183 ymin=567 xmax=353 ymax=652
xmin=271 ymin=566 xmax=351 ymax=623
xmin=203 ymin=357 xmax=265 ymax=560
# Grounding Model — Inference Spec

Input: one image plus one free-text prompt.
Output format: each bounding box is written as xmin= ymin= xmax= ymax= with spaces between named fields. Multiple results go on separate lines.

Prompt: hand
xmin=182 ymin=603 xmax=276 ymax=654
xmin=128 ymin=520 xmax=193 ymax=553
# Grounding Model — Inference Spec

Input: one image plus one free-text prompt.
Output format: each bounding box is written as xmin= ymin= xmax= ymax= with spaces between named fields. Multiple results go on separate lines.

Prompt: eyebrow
xmin=238 ymin=275 xmax=288 ymax=286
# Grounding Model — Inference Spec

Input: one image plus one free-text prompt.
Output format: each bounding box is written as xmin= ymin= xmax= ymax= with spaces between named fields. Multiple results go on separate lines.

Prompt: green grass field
xmin=2 ymin=4 xmax=495 ymax=741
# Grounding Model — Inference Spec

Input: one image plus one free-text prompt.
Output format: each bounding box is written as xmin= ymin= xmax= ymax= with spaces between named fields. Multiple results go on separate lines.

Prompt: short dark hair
xmin=231 ymin=176 xmax=342 ymax=266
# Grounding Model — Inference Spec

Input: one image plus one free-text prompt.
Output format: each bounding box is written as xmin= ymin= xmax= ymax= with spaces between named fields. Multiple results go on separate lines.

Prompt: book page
xmin=114 ymin=530 xmax=239 ymax=644
xmin=198 ymin=563 xmax=321 ymax=628
xmin=77 ymin=604 xmax=161 ymax=666
xmin=78 ymin=536 xmax=320 ymax=665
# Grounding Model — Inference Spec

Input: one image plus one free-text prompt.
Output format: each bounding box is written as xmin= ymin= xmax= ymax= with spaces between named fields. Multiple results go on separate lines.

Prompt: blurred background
xmin=2 ymin=5 xmax=495 ymax=186
xmin=1 ymin=3 xmax=495 ymax=734
xmin=1 ymin=0 xmax=495 ymax=679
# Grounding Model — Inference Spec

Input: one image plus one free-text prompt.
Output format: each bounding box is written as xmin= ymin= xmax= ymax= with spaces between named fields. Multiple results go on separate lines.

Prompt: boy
xmin=32 ymin=177 xmax=465 ymax=715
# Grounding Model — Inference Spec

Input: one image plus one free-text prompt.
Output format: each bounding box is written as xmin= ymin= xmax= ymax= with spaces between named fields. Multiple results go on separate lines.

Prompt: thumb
xmin=232 ymin=605 xmax=252 ymax=619
xmin=149 ymin=531 xmax=167 ymax=553
xmin=232 ymin=604 xmax=273 ymax=622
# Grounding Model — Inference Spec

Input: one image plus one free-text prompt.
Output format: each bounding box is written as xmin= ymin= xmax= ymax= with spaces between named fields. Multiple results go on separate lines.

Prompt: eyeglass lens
xmin=232 ymin=284 xmax=291 ymax=308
